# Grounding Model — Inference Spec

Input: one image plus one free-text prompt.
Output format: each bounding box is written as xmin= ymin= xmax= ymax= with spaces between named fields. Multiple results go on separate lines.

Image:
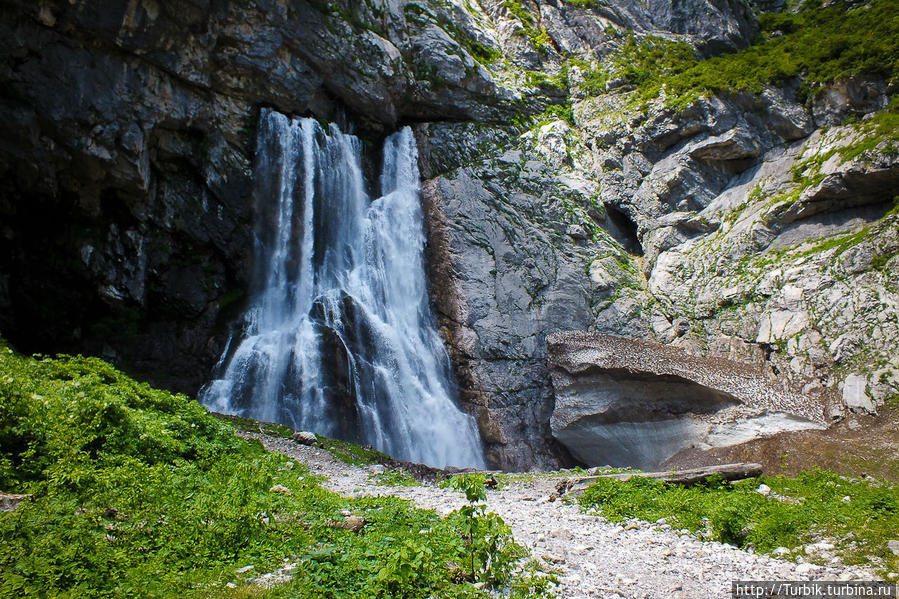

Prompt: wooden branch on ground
xmin=558 ymin=462 xmax=763 ymax=497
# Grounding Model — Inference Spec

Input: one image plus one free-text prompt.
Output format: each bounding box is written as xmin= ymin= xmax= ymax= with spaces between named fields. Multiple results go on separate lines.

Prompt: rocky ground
xmin=244 ymin=432 xmax=877 ymax=599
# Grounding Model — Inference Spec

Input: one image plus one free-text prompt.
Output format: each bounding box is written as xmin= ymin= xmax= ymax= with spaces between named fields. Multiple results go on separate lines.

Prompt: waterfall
xmin=201 ymin=109 xmax=485 ymax=469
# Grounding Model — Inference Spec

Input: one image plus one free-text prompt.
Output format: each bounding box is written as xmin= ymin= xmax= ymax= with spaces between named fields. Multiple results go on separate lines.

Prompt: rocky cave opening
xmin=603 ymin=203 xmax=643 ymax=256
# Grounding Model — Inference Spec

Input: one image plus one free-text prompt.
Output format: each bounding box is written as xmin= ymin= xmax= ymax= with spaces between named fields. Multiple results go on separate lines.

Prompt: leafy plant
xmin=578 ymin=469 xmax=899 ymax=575
xmin=0 ymin=341 xmax=546 ymax=598
xmin=444 ymin=474 xmax=528 ymax=584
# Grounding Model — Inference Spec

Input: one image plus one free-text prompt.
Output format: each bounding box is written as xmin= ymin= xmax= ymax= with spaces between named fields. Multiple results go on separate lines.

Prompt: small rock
xmin=841 ymin=495 xmax=851 ymax=504
xmin=366 ymin=464 xmax=386 ymax=474
xmin=565 ymin=224 xmax=589 ymax=241
xmin=672 ymin=317 xmax=691 ymax=337
xmin=771 ymin=547 xmax=790 ymax=557
xmin=795 ymin=563 xmax=816 ymax=576
xmin=756 ymin=484 xmax=772 ymax=496
xmin=226 ymin=582 xmax=237 ymax=589
xmin=887 ymin=540 xmax=899 ymax=557
xmin=624 ymin=522 xmax=639 ymax=530
xmin=0 ymin=492 xmax=33 ymax=512
xmin=269 ymin=484 xmax=292 ymax=496
xmin=330 ymin=515 xmax=365 ymax=533
xmin=292 ymin=431 xmax=318 ymax=445
xmin=235 ymin=565 xmax=255 ymax=574
xmin=842 ymin=374 xmax=875 ymax=414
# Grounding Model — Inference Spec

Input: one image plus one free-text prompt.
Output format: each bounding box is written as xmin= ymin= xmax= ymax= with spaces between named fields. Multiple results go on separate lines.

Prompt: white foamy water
xmin=201 ymin=109 xmax=484 ymax=468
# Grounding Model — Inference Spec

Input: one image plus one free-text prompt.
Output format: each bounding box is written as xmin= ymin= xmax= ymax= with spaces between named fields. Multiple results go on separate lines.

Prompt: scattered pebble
xmin=243 ymin=432 xmax=881 ymax=599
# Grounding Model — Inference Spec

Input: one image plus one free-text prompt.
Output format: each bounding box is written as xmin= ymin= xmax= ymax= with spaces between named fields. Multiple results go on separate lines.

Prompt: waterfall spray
xmin=201 ymin=110 xmax=485 ymax=469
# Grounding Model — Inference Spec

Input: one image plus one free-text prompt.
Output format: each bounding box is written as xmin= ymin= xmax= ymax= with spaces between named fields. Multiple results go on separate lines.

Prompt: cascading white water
xmin=201 ymin=109 xmax=485 ymax=469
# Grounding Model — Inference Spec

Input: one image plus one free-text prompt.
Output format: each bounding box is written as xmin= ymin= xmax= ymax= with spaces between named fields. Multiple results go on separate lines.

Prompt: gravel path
xmin=245 ymin=433 xmax=876 ymax=599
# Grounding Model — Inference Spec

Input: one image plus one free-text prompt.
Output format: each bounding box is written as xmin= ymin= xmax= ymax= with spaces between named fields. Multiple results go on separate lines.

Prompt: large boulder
xmin=547 ymin=332 xmax=826 ymax=469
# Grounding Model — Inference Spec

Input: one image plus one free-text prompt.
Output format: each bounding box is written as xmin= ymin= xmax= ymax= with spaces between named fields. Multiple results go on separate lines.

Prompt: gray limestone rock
xmin=420 ymin=132 xmax=616 ymax=470
xmin=842 ymin=374 xmax=875 ymax=415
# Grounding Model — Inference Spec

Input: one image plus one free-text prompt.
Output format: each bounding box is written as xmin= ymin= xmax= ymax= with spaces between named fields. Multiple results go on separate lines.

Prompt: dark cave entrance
xmin=604 ymin=204 xmax=643 ymax=256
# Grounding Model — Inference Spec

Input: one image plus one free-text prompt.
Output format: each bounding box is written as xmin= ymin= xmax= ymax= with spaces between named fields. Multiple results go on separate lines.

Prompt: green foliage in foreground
xmin=578 ymin=471 xmax=899 ymax=574
xmin=584 ymin=0 xmax=899 ymax=109
xmin=0 ymin=342 xmax=547 ymax=598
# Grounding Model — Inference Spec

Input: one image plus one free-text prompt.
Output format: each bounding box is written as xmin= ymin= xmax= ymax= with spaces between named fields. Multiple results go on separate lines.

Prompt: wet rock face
xmin=420 ymin=139 xmax=602 ymax=470
xmin=547 ymin=332 xmax=826 ymax=469
xmin=0 ymin=0 xmax=515 ymax=392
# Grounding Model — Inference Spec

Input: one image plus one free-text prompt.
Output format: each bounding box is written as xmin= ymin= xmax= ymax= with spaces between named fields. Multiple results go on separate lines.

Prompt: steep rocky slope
xmin=414 ymin=0 xmax=898 ymax=468
xmin=0 ymin=0 xmax=517 ymax=390
xmin=1 ymin=0 xmax=896 ymax=470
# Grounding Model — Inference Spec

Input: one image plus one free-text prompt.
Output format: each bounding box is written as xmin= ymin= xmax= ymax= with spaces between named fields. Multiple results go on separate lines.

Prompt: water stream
xmin=201 ymin=109 xmax=485 ymax=469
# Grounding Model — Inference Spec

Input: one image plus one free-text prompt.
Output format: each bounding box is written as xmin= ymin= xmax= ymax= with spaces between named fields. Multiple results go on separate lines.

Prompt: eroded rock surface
xmin=547 ymin=332 xmax=825 ymax=469
xmin=420 ymin=127 xmax=607 ymax=470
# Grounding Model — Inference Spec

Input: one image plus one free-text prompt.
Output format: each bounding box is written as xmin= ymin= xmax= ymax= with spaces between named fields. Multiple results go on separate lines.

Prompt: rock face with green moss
xmin=418 ymin=124 xmax=612 ymax=470
xmin=1 ymin=0 xmax=897 ymax=470
xmin=412 ymin=0 xmax=898 ymax=468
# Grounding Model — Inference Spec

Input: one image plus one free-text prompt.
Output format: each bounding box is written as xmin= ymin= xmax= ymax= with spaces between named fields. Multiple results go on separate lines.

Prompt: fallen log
xmin=559 ymin=462 xmax=763 ymax=497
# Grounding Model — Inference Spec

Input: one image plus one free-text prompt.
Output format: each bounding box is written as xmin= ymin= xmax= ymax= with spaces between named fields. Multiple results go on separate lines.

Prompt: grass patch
xmin=798 ymin=226 xmax=871 ymax=258
xmin=0 ymin=341 xmax=548 ymax=598
xmin=370 ymin=470 xmax=421 ymax=487
xmin=581 ymin=0 xmax=899 ymax=110
xmin=503 ymin=0 xmax=552 ymax=54
xmin=578 ymin=470 xmax=899 ymax=574
xmin=217 ymin=412 xmax=391 ymax=467
xmin=315 ymin=436 xmax=392 ymax=467
xmin=215 ymin=413 xmax=296 ymax=439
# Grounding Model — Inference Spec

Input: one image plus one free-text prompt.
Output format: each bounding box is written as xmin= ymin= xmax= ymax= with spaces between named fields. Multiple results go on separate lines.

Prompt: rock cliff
xmin=1 ymin=0 xmax=896 ymax=470
xmin=0 ymin=0 xmax=516 ymax=390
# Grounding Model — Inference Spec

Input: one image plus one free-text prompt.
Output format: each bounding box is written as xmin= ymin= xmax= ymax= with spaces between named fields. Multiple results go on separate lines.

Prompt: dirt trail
xmin=245 ymin=433 xmax=875 ymax=599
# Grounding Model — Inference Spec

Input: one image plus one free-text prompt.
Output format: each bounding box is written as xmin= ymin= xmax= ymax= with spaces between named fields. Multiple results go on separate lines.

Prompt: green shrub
xmin=442 ymin=474 xmax=527 ymax=585
xmin=578 ymin=469 xmax=899 ymax=574
xmin=0 ymin=341 xmax=546 ymax=598
xmin=581 ymin=0 xmax=899 ymax=110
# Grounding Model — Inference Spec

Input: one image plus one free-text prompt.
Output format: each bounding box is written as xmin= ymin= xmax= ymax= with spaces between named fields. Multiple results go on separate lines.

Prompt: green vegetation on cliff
xmin=0 ymin=342 xmax=541 ymax=598
xmin=585 ymin=0 xmax=899 ymax=109
xmin=578 ymin=470 xmax=899 ymax=574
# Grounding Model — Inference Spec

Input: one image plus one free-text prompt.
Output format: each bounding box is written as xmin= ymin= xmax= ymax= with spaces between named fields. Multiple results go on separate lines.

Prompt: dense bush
xmin=0 ymin=342 xmax=546 ymax=598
